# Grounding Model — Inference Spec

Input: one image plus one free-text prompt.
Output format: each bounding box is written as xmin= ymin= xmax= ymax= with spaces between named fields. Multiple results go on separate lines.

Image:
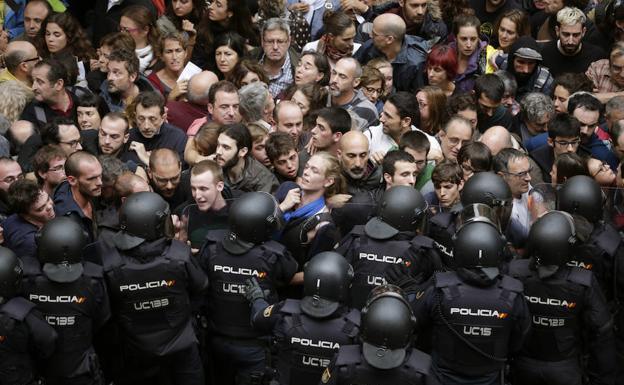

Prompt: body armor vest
xmin=0 ymin=297 xmax=38 ymax=385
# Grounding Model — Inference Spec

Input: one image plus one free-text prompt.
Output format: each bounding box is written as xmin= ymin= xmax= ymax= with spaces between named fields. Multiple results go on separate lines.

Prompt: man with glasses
xmin=438 ymin=116 xmax=474 ymax=162
xmin=32 ymin=144 xmax=66 ymax=197
xmin=147 ymin=148 xmax=191 ymax=210
xmin=586 ymin=42 xmax=624 ymax=103
xmin=0 ymin=40 xmax=39 ymax=87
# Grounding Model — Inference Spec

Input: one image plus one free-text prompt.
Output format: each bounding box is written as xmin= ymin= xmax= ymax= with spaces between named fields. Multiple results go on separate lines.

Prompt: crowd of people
xmin=0 ymin=0 xmax=623 ymax=383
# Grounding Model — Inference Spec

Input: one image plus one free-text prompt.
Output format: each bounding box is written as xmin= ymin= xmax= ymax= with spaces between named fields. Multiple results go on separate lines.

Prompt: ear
xmin=581 ymin=26 xmax=586 ymax=37
xmin=400 ymin=116 xmax=412 ymax=129
xmin=458 ymin=179 xmax=465 ymax=191
xmin=438 ymin=129 xmax=446 ymax=139
xmin=216 ymin=180 xmax=224 ymax=192
xmin=54 ymin=79 xmax=64 ymax=91
xmin=207 ymin=103 xmax=214 ymax=116
xmin=147 ymin=168 xmax=153 ymax=180
xmin=398 ymin=0 xmax=405 ymax=6
xmin=227 ymin=10 xmax=234 ymax=19
xmin=353 ymin=77 xmax=361 ymax=88
xmin=336 ymin=148 xmax=343 ymax=158
xmin=162 ymin=106 xmax=169 ymax=122
xmin=123 ymin=133 xmax=130 ymax=144
xmin=67 ymin=174 xmax=77 ymax=186
xmin=129 ymin=71 xmax=138 ymax=84
xmin=555 ymin=26 xmax=560 ymax=37
xmin=333 ymin=132 xmax=343 ymax=144
xmin=383 ymin=172 xmax=393 ymax=185
xmin=323 ymin=176 xmax=335 ymax=189
xmin=238 ymin=146 xmax=249 ymax=158
xmin=547 ymin=137 xmax=554 ymax=148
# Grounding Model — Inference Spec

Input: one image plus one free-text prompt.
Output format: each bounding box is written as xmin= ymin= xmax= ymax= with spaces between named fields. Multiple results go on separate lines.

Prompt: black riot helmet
xmin=360 ymin=285 xmax=417 ymax=369
xmin=527 ymin=211 xmax=576 ymax=269
xmin=222 ymin=192 xmax=283 ymax=255
xmin=116 ymin=192 xmax=173 ymax=250
xmin=300 ymin=251 xmax=354 ymax=318
xmin=364 ymin=185 xmax=427 ymax=240
xmin=453 ymin=220 xmax=505 ymax=279
xmin=0 ymin=247 xmax=22 ymax=303
xmin=461 ymin=172 xmax=512 ymax=229
xmin=36 ymin=217 xmax=88 ymax=282
xmin=557 ymin=175 xmax=603 ymax=224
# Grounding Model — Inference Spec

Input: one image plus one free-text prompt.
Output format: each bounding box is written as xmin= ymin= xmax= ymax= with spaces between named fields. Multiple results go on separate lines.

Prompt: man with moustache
xmin=147 ymin=148 xmax=191 ymax=210
xmin=502 ymin=36 xmax=554 ymax=99
xmin=0 ymin=158 xmax=23 ymax=220
xmin=97 ymin=112 xmax=137 ymax=168
xmin=329 ymin=58 xmax=379 ymax=127
xmin=338 ymin=131 xmax=383 ymax=195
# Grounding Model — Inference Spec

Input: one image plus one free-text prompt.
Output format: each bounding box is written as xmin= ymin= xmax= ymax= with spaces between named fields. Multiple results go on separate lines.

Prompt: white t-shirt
xmin=364 ymin=124 xmax=442 ymax=158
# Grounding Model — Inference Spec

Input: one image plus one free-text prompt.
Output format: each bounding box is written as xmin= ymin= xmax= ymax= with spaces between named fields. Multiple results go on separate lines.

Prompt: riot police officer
xmin=508 ymin=210 xmax=615 ymax=385
xmin=20 ymin=217 xmax=110 ymax=385
xmin=320 ymin=285 xmax=433 ymax=385
xmin=198 ymin=191 xmax=299 ymax=385
xmin=336 ymin=186 xmax=433 ymax=309
xmin=245 ymin=251 xmax=359 ymax=385
xmin=0 ymin=246 xmax=57 ymax=385
xmin=412 ymin=220 xmax=530 ymax=385
xmin=98 ymin=191 xmax=208 ymax=385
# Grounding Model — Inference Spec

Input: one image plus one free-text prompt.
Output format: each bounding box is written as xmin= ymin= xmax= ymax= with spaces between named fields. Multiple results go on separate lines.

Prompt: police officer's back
xmin=245 ymin=251 xmax=360 ymax=385
xmin=198 ymin=192 xmax=298 ymax=385
xmin=21 ymin=217 xmax=110 ymax=385
xmin=412 ymin=220 xmax=530 ymax=385
xmin=0 ymin=246 xmax=57 ymax=385
xmin=508 ymin=210 xmax=615 ymax=385
xmin=320 ymin=285 xmax=434 ymax=385
xmin=99 ymin=192 xmax=208 ymax=385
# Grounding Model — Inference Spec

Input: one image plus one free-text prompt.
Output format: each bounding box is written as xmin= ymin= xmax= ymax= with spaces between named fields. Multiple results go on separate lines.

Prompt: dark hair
xmin=474 ymin=74 xmax=505 ymax=102
xmin=8 ymin=179 xmax=42 ymax=215
xmin=316 ymin=107 xmax=351 ymax=134
xmin=197 ymin=0 xmax=258 ymax=48
xmin=552 ymin=72 xmax=593 ymax=95
xmin=492 ymin=147 xmax=527 ymax=173
xmin=34 ymin=58 xmax=68 ymax=86
xmin=99 ymin=32 xmax=136 ymax=51
xmin=457 ymin=142 xmax=492 ymax=172
xmin=208 ymin=80 xmax=238 ymax=104
xmin=41 ymin=12 xmax=96 ymax=61
xmin=266 ymin=131 xmax=297 ymax=162
xmin=494 ymin=9 xmax=530 ymax=44
xmin=134 ymin=91 xmax=166 ymax=114
xmin=230 ymin=60 xmax=269 ymax=88
xmin=300 ymin=51 xmax=330 ymax=86
xmin=220 ymin=123 xmax=252 ymax=153
xmin=448 ymin=93 xmax=477 ymax=114
xmin=194 ymin=122 xmax=220 ymax=156
xmin=164 ymin=0 xmax=205 ymax=29
xmin=432 ymin=160 xmax=463 ymax=186
xmin=452 ymin=13 xmax=481 ymax=36
xmin=76 ymin=93 xmax=108 ymax=120
xmin=382 ymin=150 xmax=415 ymax=176
xmin=548 ymin=113 xmax=581 ymax=139
xmin=554 ymin=152 xmax=588 ymax=184
xmin=323 ymin=10 xmax=355 ymax=37
xmin=292 ymin=83 xmax=328 ymax=113
xmin=567 ymin=92 xmax=602 ymax=114
xmin=399 ymin=130 xmax=430 ymax=154
xmin=64 ymin=151 xmax=99 ymax=178
xmin=102 ymin=111 xmax=130 ymax=134
xmin=32 ymin=144 xmax=66 ymax=185
xmin=42 ymin=117 xmax=77 ymax=145
xmin=108 ymin=48 xmax=140 ymax=76
xmin=386 ymin=91 xmax=420 ymax=124
xmin=214 ymin=32 xmax=247 ymax=78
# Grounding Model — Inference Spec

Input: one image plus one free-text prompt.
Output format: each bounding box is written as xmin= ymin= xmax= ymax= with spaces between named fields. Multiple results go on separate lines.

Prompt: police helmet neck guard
xmin=452 ymin=220 xmax=505 ymax=279
xmin=36 ymin=217 xmax=87 ymax=282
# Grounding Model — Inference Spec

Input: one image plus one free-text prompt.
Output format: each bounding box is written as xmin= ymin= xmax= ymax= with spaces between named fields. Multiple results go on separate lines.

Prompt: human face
xmin=478 ymin=94 xmax=501 ymax=118
xmin=300 ymin=155 xmax=332 ymax=192
xmin=31 ymin=65 xmax=58 ymax=103
xmin=588 ymin=158 xmax=616 ymax=187
xmin=107 ymin=60 xmax=136 ymax=94
xmin=58 ymin=124 xmax=83 ymax=155
xmin=252 ymin=137 xmax=271 ymax=167
xmin=41 ymin=157 xmax=66 ymax=188
xmin=551 ymin=135 xmax=580 ymax=157
xmin=544 ymin=0 xmax=563 ymax=13
xmin=439 ymin=121 xmax=472 ymax=161
xmin=435 ymin=181 xmax=461 ymax=208
xmin=77 ymin=107 xmax=101 ymax=131
xmin=240 ymin=71 xmax=260 ymax=87
xmin=191 ymin=170 xmax=224 ymax=211
xmin=553 ymin=85 xmax=570 ymax=114
xmin=135 ymin=104 xmax=165 ymax=139
xmin=526 ymin=113 xmax=550 ymax=136
xmin=456 ymin=26 xmax=479 ymax=58
xmin=401 ymin=0 xmax=427 ymax=25
xmin=501 ymin=157 xmax=531 ymax=198
xmin=361 ymin=80 xmax=383 ymax=104
xmin=387 ymin=161 xmax=418 ymax=187
xmin=262 ymin=30 xmax=290 ymax=63
xmin=330 ymin=25 xmax=356 ymax=53
xmin=98 ymin=45 xmax=112 ymax=73
xmin=556 ymin=23 xmax=584 ymax=55
xmin=403 ymin=148 xmax=427 ymax=174
xmin=208 ymin=91 xmax=240 ymax=125
xmin=427 ymin=65 xmax=448 ymax=86
xmin=339 ymin=140 xmax=369 ymax=180
xmin=119 ymin=16 xmax=148 ymax=46
xmin=497 ymin=17 xmax=518 ymax=50
xmin=273 ymin=149 xmax=299 ymax=180
xmin=380 ymin=101 xmax=408 ymax=137
xmin=99 ymin=117 xmax=129 ymax=155
xmin=311 ymin=116 xmax=338 ymax=151
xmin=215 ymin=45 xmax=239 ymax=76
xmin=276 ymin=105 xmax=304 ymax=143
xmin=45 ymin=22 xmax=67 ymax=54
xmin=25 ymin=191 xmax=55 ymax=226
xmin=377 ymin=66 xmax=393 ymax=97
xmin=416 ymin=91 xmax=430 ymax=122
xmin=457 ymin=108 xmax=478 ymax=131
xmin=162 ymin=39 xmax=186 ymax=73
xmin=513 ymin=57 xmax=537 ymax=78
xmin=208 ymin=0 xmax=232 ymax=22
xmin=76 ymin=161 xmax=103 ymax=198
xmin=329 ymin=60 xmax=357 ymax=97
xmin=573 ymin=107 xmax=599 ymax=144
xmin=150 ymin=162 xmax=181 ymax=198
xmin=215 ymin=133 xmax=244 ymax=169
xmin=172 ymin=0 xmax=194 ymax=17
xmin=295 ymin=54 xmax=323 ymax=86
xmin=0 ymin=162 xmax=22 ymax=192
xmin=291 ymin=90 xmax=311 ymax=116
xmin=610 ymin=54 xmax=624 ymax=88
xmin=24 ymin=2 xmax=49 ymax=39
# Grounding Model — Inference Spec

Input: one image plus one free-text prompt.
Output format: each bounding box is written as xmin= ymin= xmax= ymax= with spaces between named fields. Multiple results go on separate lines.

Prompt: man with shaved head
xmin=148 ymin=148 xmax=191 ymax=209
xmin=0 ymin=40 xmax=39 ymax=86
xmin=330 ymin=57 xmax=379 ymax=126
xmin=166 ymin=71 xmax=219 ymax=133
xmin=273 ymin=101 xmax=308 ymax=151
xmin=355 ymin=13 xmax=429 ymax=93
xmin=338 ymin=131 xmax=383 ymax=194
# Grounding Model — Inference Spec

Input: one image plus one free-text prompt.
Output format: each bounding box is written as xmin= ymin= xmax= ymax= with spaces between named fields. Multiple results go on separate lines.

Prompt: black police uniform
xmin=99 ymin=238 xmax=208 ymax=385
xmin=0 ymin=296 xmax=58 ymax=384
xmin=412 ymin=270 xmax=531 ymax=385
xmin=250 ymin=298 xmax=360 ymax=385
xmin=199 ymin=232 xmax=298 ymax=385
xmin=21 ymin=262 xmax=110 ymax=385
xmin=509 ymin=259 xmax=615 ymax=385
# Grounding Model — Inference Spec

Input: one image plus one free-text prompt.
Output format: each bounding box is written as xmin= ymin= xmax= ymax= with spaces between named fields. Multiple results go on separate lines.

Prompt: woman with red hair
xmin=425 ymin=44 xmax=457 ymax=96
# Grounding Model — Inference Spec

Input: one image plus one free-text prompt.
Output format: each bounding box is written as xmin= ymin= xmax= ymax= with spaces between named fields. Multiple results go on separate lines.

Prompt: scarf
xmin=283 ymin=196 xmax=325 ymax=223
xmin=317 ymin=34 xmax=351 ymax=62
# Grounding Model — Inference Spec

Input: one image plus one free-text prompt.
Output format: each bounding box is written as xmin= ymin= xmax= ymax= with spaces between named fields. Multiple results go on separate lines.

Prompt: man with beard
xmin=329 ymin=58 xmax=379 ymax=127
xmin=147 ymin=148 xmax=191 ymax=210
xmin=32 ymin=145 xmax=66 ymax=197
xmin=53 ymin=151 xmax=102 ymax=242
xmin=541 ymin=7 xmax=607 ymax=78
xmin=98 ymin=112 xmax=142 ymax=172
xmin=503 ymin=36 xmax=554 ymax=100
xmin=382 ymin=0 xmax=448 ymax=42
xmin=214 ymin=123 xmax=278 ymax=193
xmin=0 ymin=158 xmax=23 ymax=220
xmin=338 ymin=131 xmax=383 ymax=195
xmin=474 ymin=74 xmax=514 ymax=133
xmin=100 ymin=49 xmax=156 ymax=113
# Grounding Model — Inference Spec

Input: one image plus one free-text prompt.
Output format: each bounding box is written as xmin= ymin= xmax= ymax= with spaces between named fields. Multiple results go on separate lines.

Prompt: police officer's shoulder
xmin=429 ymin=211 xmax=455 ymax=228
xmin=279 ymin=298 xmax=302 ymax=315
xmin=592 ymin=223 xmax=622 ymax=257
xmin=204 ymin=229 xmax=228 ymax=244
xmin=434 ymin=270 xmax=461 ymax=288
xmin=507 ymin=259 xmax=532 ymax=280
xmin=350 ymin=225 xmax=366 ymax=236
xmin=20 ymin=257 xmax=41 ymax=277
xmin=166 ymin=239 xmax=193 ymax=261
xmin=404 ymin=348 xmax=432 ymax=375
xmin=82 ymin=261 xmax=104 ymax=278
xmin=1 ymin=297 xmax=36 ymax=321
xmin=334 ymin=344 xmax=362 ymax=366
xmin=565 ymin=266 xmax=593 ymax=288
xmin=260 ymin=239 xmax=288 ymax=255
xmin=344 ymin=308 xmax=361 ymax=327
xmin=499 ymin=274 xmax=524 ymax=293
xmin=410 ymin=235 xmax=435 ymax=249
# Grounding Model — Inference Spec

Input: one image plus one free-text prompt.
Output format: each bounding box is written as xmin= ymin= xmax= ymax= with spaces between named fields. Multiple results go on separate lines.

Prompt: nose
xmin=76 ymin=142 xmax=83 ymax=150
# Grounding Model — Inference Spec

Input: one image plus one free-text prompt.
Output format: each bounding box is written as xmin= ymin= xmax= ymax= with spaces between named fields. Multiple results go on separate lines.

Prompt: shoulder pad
xmin=21 ymin=258 xmax=42 ymax=277
xmin=279 ymin=299 xmax=302 ymax=315
xmin=344 ymin=308 xmax=361 ymax=327
xmin=500 ymin=275 xmax=524 ymax=293
xmin=411 ymin=235 xmax=434 ymax=249
xmin=350 ymin=225 xmax=365 ymax=236
xmin=592 ymin=225 xmax=621 ymax=257
xmin=82 ymin=262 xmax=104 ymax=278
xmin=404 ymin=348 xmax=432 ymax=375
xmin=167 ymin=240 xmax=191 ymax=261
xmin=430 ymin=212 xmax=454 ymax=228
xmin=1 ymin=297 xmax=36 ymax=321
xmin=566 ymin=267 xmax=592 ymax=288
xmin=507 ymin=259 xmax=532 ymax=280
xmin=204 ymin=229 xmax=227 ymax=243
xmin=334 ymin=345 xmax=362 ymax=366
xmin=261 ymin=240 xmax=288 ymax=255
xmin=97 ymin=242 xmax=123 ymax=271
xmin=434 ymin=271 xmax=460 ymax=288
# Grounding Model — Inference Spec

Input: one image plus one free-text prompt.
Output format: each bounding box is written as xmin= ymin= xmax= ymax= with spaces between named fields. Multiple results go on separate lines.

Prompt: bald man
xmin=147 ymin=148 xmax=192 ymax=209
xmin=166 ymin=71 xmax=219 ymax=133
xmin=0 ymin=41 xmax=39 ymax=86
xmin=355 ymin=13 xmax=429 ymax=93
xmin=330 ymin=58 xmax=379 ymax=126
xmin=338 ymin=131 xmax=383 ymax=194
xmin=274 ymin=101 xmax=307 ymax=150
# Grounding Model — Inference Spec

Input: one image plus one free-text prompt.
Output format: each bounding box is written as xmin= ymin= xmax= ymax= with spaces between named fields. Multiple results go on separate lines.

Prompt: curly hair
xmin=41 ymin=12 xmax=96 ymax=62
xmin=164 ymin=0 xmax=206 ymax=30
xmin=0 ymin=81 xmax=34 ymax=122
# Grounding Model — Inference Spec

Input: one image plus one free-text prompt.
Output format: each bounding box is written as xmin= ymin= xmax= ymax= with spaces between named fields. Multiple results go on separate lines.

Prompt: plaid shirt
xmin=586 ymin=59 xmax=623 ymax=93
xmin=264 ymin=52 xmax=293 ymax=98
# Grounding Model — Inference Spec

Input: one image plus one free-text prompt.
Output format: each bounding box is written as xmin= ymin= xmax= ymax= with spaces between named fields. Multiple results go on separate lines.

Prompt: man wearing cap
xmin=501 ymin=36 xmax=554 ymax=101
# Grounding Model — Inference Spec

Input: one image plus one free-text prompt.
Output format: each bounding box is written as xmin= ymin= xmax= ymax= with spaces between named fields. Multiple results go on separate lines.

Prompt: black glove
xmin=385 ymin=261 xmax=409 ymax=285
xmin=244 ymin=277 xmax=267 ymax=303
